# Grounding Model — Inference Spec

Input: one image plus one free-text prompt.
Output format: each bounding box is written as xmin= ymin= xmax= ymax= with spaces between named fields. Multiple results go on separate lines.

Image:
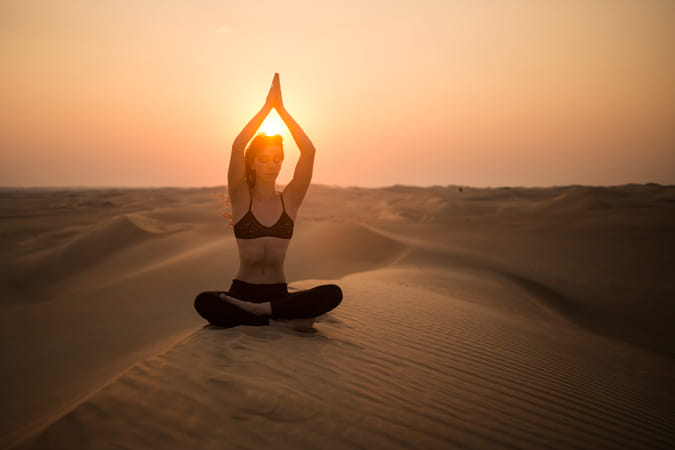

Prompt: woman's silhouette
xmin=194 ymin=73 xmax=342 ymax=331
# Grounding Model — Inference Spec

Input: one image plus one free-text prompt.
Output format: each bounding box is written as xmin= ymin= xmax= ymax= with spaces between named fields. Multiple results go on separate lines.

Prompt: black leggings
xmin=194 ymin=279 xmax=342 ymax=327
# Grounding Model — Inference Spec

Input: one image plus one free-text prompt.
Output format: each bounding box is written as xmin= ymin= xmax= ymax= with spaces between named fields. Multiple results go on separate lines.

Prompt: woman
xmin=194 ymin=73 xmax=342 ymax=331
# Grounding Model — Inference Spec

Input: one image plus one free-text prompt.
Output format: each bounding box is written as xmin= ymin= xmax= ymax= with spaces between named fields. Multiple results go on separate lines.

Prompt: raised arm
xmin=228 ymin=75 xmax=277 ymax=197
xmin=275 ymin=79 xmax=316 ymax=208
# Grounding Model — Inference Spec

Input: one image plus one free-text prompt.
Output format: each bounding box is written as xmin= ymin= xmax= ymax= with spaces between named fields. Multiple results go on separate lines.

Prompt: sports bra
xmin=233 ymin=192 xmax=294 ymax=239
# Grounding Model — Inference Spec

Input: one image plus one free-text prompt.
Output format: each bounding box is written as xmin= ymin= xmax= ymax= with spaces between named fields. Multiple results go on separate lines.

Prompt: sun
xmin=259 ymin=111 xmax=284 ymax=136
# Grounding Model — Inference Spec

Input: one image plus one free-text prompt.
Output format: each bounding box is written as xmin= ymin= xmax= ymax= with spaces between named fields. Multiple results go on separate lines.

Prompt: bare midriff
xmin=234 ymin=237 xmax=290 ymax=284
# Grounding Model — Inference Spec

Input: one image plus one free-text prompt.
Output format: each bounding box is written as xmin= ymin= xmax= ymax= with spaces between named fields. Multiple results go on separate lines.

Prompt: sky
xmin=1 ymin=0 xmax=674 ymax=188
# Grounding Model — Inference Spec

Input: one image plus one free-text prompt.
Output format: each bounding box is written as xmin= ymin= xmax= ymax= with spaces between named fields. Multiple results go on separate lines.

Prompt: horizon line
xmin=0 ymin=181 xmax=671 ymax=191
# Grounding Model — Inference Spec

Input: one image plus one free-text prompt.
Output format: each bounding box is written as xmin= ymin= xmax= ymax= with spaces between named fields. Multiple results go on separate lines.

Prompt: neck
xmin=252 ymin=179 xmax=276 ymax=200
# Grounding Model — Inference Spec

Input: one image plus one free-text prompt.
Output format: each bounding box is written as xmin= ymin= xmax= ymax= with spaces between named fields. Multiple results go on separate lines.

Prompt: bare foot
xmin=269 ymin=318 xmax=316 ymax=332
xmin=218 ymin=293 xmax=271 ymax=315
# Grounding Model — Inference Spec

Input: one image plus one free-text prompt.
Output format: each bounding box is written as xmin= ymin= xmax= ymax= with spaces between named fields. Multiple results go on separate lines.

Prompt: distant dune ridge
xmin=1 ymin=184 xmax=674 ymax=449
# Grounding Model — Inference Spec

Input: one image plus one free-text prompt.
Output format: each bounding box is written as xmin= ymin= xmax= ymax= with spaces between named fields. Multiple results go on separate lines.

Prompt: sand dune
xmin=10 ymin=214 xmax=187 ymax=296
xmin=286 ymin=221 xmax=408 ymax=280
xmin=1 ymin=184 xmax=674 ymax=449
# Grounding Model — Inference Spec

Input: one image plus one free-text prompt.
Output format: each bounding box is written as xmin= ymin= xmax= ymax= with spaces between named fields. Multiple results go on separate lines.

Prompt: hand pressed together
xmin=264 ymin=73 xmax=285 ymax=112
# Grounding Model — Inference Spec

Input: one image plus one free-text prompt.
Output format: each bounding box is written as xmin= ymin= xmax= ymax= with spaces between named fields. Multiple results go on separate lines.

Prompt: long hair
xmin=244 ymin=133 xmax=284 ymax=189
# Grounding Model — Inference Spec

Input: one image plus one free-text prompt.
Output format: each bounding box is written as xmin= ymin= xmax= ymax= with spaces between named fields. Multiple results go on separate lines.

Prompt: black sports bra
xmin=233 ymin=192 xmax=294 ymax=239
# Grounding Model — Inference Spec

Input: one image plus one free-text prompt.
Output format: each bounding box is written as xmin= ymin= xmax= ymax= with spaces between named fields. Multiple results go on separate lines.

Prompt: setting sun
xmin=259 ymin=111 xmax=284 ymax=136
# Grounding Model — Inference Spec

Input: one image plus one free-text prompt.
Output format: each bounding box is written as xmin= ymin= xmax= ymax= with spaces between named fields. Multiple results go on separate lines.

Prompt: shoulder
xmin=281 ymin=187 xmax=302 ymax=219
xmin=229 ymin=180 xmax=250 ymax=201
xmin=229 ymin=185 xmax=251 ymax=221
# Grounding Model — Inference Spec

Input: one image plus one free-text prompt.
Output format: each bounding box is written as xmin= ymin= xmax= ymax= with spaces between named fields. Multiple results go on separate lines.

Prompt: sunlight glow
xmin=259 ymin=112 xmax=284 ymax=136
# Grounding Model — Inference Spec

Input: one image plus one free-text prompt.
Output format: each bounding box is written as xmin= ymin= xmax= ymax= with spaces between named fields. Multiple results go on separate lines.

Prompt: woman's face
xmin=253 ymin=145 xmax=283 ymax=183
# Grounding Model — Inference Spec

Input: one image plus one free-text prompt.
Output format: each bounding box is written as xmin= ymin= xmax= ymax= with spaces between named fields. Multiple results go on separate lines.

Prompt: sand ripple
xmin=17 ymin=273 xmax=675 ymax=449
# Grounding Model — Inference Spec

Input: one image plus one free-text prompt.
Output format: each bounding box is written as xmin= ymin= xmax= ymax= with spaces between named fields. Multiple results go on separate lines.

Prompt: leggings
xmin=194 ymin=279 xmax=342 ymax=327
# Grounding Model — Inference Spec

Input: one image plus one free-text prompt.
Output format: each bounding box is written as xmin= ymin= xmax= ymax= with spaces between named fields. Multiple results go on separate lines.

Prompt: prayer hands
xmin=264 ymin=73 xmax=284 ymax=111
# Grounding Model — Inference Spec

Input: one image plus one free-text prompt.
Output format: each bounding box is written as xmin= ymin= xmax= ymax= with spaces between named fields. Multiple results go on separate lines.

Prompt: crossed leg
xmin=218 ymin=294 xmax=317 ymax=331
xmin=218 ymin=284 xmax=342 ymax=331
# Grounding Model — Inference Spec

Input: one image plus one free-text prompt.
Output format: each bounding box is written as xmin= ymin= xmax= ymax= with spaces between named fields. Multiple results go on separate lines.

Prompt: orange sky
xmin=1 ymin=0 xmax=674 ymax=187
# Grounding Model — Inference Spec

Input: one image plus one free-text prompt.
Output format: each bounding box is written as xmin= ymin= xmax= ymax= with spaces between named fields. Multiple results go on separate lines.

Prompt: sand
xmin=1 ymin=184 xmax=674 ymax=449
